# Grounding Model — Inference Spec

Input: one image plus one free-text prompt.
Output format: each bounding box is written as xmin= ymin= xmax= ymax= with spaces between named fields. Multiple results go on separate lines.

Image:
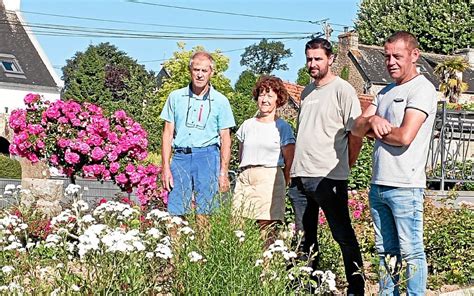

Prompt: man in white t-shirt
xmin=352 ymin=31 xmax=437 ymax=295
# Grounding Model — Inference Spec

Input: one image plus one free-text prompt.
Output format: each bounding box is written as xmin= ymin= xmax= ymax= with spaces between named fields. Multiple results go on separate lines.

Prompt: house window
xmin=0 ymin=54 xmax=25 ymax=78
xmin=416 ymin=63 xmax=428 ymax=74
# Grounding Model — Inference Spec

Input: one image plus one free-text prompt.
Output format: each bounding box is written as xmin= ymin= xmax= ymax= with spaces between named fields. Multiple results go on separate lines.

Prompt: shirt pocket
xmin=388 ymin=97 xmax=406 ymax=127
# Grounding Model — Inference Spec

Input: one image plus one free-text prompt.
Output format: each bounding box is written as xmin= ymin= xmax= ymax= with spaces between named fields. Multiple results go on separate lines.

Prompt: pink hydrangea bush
xmin=9 ymin=93 xmax=166 ymax=205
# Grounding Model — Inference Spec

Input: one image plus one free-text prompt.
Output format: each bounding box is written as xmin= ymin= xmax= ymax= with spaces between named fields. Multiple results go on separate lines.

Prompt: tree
xmin=296 ymin=66 xmax=311 ymax=86
xmin=234 ymin=70 xmax=258 ymax=98
xmin=434 ymin=57 xmax=470 ymax=103
xmin=355 ymin=0 xmax=473 ymax=55
xmin=240 ymin=39 xmax=292 ymax=75
xmin=62 ymin=43 xmax=161 ymax=151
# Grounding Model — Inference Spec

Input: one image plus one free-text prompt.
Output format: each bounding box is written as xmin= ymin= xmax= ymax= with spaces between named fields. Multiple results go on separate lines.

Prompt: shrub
xmin=424 ymin=198 xmax=474 ymax=288
xmin=348 ymin=139 xmax=374 ymax=190
xmin=8 ymin=94 xmax=164 ymax=204
xmin=0 ymin=155 xmax=21 ymax=179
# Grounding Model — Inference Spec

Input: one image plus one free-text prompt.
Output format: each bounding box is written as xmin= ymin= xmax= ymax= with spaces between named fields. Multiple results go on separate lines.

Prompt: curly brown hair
xmin=252 ymin=76 xmax=289 ymax=107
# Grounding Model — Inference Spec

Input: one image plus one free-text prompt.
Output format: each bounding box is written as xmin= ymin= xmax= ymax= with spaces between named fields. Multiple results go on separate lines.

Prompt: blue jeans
xmin=289 ymin=177 xmax=365 ymax=295
xmin=168 ymin=145 xmax=220 ymax=215
xmin=369 ymin=184 xmax=427 ymax=296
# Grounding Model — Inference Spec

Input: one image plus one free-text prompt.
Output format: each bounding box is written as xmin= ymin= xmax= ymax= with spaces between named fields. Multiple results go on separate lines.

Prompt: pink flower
xmin=115 ymin=173 xmax=128 ymax=185
xmin=91 ymin=147 xmax=106 ymax=161
xmin=130 ymin=172 xmax=142 ymax=184
xmin=318 ymin=209 xmax=326 ymax=225
xmin=71 ymin=118 xmax=81 ymax=127
xmin=45 ymin=106 xmax=60 ymax=119
xmin=9 ymin=110 xmax=27 ymax=130
xmin=64 ymin=151 xmax=80 ymax=164
xmin=125 ymin=163 xmax=135 ymax=174
xmin=58 ymin=138 xmax=71 ymax=149
xmin=28 ymin=124 xmax=44 ymax=135
xmin=83 ymin=165 xmax=94 ymax=177
xmin=114 ymin=110 xmax=127 ymax=120
xmin=86 ymin=103 xmax=102 ymax=115
xmin=353 ymin=210 xmax=362 ymax=220
xmin=107 ymin=151 xmax=119 ymax=162
xmin=36 ymin=140 xmax=45 ymax=149
xmin=91 ymin=164 xmax=105 ymax=175
xmin=87 ymin=134 xmax=103 ymax=146
xmin=50 ymin=154 xmax=59 ymax=165
xmin=77 ymin=142 xmax=91 ymax=154
xmin=27 ymin=153 xmax=39 ymax=163
xmin=58 ymin=117 xmax=69 ymax=124
xmin=107 ymin=132 xmax=118 ymax=143
xmin=109 ymin=162 xmax=120 ymax=174
xmin=24 ymin=93 xmax=40 ymax=105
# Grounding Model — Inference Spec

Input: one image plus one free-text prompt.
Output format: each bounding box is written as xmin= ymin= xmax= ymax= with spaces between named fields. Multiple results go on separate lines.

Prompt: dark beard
xmin=309 ymin=67 xmax=328 ymax=80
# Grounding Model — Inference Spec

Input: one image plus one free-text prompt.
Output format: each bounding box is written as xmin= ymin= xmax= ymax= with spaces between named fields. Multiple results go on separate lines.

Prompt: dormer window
xmin=0 ymin=54 xmax=25 ymax=78
xmin=416 ymin=63 xmax=428 ymax=74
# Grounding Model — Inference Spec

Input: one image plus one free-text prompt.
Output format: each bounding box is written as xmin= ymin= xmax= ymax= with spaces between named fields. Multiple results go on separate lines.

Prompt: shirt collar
xmin=187 ymin=83 xmax=213 ymax=101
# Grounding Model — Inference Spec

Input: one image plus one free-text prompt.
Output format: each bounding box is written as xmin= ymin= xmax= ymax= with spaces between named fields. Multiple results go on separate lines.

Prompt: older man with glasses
xmin=160 ymin=51 xmax=235 ymax=224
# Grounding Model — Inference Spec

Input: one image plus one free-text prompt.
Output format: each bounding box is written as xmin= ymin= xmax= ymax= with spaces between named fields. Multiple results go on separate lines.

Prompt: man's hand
xmin=369 ymin=115 xmax=393 ymax=139
xmin=218 ymin=174 xmax=230 ymax=192
xmin=161 ymin=167 xmax=174 ymax=192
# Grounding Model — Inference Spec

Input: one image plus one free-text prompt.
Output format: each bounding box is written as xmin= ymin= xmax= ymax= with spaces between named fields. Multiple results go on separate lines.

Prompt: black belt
xmin=174 ymin=144 xmax=218 ymax=154
xmin=174 ymin=147 xmax=193 ymax=154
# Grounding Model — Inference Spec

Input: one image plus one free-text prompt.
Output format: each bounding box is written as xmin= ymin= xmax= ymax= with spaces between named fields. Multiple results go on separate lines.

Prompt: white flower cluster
xmin=72 ymin=200 xmax=89 ymax=213
xmin=0 ymin=282 xmax=23 ymax=293
xmin=262 ymin=240 xmax=297 ymax=261
xmin=311 ymin=270 xmax=337 ymax=293
xmin=2 ymin=184 xmax=20 ymax=196
xmin=50 ymin=209 xmax=76 ymax=228
xmin=234 ymin=230 xmax=245 ymax=242
xmin=188 ymin=251 xmax=205 ymax=262
xmin=93 ymin=201 xmax=139 ymax=221
xmin=65 ymin=184 xmax=82 ymax=197
xmin=0 ymin=214 xmax=27 ymax=251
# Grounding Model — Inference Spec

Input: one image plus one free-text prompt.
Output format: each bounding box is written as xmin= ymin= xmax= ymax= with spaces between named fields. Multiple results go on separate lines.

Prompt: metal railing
xmin=427 ymin=101 xmax=474 ymax=189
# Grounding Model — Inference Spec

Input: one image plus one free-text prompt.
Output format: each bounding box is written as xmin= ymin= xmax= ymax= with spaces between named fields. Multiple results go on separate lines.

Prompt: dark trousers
xmin=289 ymin=177 xmax=365 ymax=295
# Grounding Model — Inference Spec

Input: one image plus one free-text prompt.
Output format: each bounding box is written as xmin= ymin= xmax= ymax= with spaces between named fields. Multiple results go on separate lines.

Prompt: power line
xmin=1 ymin=19 xmax=310 ymax=37
xmin=18 ymin=10 xmax=315 ymax=35
xmin=126 ymin=0 xmax=353 ymax=28
xmin=1 ymin=19 xmax=311 ymax=40
xmin=127 ymin=0 xmax=327 ymax=25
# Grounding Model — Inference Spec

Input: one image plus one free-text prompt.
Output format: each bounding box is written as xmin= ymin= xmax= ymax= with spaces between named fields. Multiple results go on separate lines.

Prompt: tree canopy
xmin=240 ymin=39 xmax=292 ymax=75
xmin=354 ymin=0 xmax=473 ymax=54
xmin=234 ymin=70 xmax=258 ymax=98
xmin=62 ymin=43 xmax=161 ymax=151
xmin=296 ymin=66 xmax=310 ymax=86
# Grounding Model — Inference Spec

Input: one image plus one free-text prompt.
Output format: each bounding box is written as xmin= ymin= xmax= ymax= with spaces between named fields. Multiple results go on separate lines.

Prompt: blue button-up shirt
xmin=160 ymin=85 xmax=235 ymax=148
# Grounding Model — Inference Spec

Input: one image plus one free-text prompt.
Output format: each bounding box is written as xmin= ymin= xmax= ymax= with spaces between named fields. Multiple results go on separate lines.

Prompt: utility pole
xmin=323 ymin=21 xmax=333 ymax=40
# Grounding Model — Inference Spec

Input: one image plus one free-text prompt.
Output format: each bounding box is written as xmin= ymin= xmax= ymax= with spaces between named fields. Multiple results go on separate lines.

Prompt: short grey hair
xmin=189 ymin=51 xmax=215 ymax=70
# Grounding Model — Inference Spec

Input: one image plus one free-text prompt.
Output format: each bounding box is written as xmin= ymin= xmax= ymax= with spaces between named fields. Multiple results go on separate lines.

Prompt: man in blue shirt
xmin=160 ymin=51 xmax=235 ymax=218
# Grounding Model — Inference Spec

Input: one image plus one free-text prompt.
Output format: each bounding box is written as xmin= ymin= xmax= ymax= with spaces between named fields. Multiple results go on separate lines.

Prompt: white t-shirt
xmin=372 ymin=75 xmax=438 ymax=188
xmin=236 ymin=118 xmax=295 ymax=168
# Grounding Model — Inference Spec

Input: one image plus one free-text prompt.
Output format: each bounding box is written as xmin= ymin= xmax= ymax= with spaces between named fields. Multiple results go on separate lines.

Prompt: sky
xmin=21 ymin=0 xmax=360 ymax=85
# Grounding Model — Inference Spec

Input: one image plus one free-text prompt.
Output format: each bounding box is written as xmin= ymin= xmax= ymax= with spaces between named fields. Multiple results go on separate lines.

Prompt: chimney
xmin=455 ymin=48 xmax=474 ymax=70
xmin=338 ymin=30 xmax=359 ymax=53
xmin=2 ymin=0 xmax=20 ymax=11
